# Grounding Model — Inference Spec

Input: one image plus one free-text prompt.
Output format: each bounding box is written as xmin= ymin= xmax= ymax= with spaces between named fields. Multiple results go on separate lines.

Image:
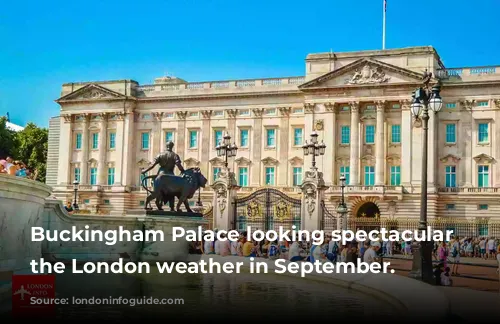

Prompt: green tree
xmin=14 ymin=123 xmax=48 ymax=182
xmin=0 ymin=117 xmax=17 ymax=158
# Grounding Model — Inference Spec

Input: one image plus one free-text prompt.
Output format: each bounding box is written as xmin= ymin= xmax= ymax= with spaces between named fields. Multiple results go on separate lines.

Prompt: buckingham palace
xmin=46 ymin=46 xmax=500 ymax=230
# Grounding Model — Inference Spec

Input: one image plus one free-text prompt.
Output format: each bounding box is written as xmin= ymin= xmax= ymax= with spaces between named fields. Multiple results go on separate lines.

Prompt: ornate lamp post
xmin=409 ymin=72 xmax=443 ymax=283
xmin=337 ymin=175 xmax=348 ymax=230
xmin=216 ymin=132 xmax=238 ymax=169
xmin=302 ymin=131 xmax=326 ymax=170
xmin=72 ymin=178 xmax=80 ymax=210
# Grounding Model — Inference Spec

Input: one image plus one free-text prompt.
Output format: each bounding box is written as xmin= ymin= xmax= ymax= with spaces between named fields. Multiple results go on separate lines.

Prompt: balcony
xmin=326 ymin=185 xmax=404 ymax=199
xmin=438 ymin=187 xmax=500 ymax=194
xmin=437 ymin=66 xmax=500 ymax=82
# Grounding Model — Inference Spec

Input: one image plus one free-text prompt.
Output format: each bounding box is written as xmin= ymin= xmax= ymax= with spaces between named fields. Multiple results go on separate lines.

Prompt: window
xmin=76 ymin=133 xmax=82 ymax=149
xmin=478 ymin=165 xmax=489 ymax=187
xmin=141 ymin=132 xmax=149 ymax=149
xmin=140 ymin=170 xmax=145 ymax=185
xmin=265 ymin=167 xmax=275 ymax=185
xmin=293 ymin=108 xmax=303 ymax=114
xmin=477 ymin=101 xmax=488 ymax=107
xmin=478 ymin=224 xmax=488 ymax=236
xmin=391 ymin=125 xmax=401 ymax=143
xmin=366 ymin=105 xmax=375 ymax=110
xmin=364 ymin=166 xmax=375 ymax=186
xmin=392 ymin=104 xmax=400 ymax=109
xmin=340 ymin=166 xmax=350 ymax=185
xmin=445 ymin=124 xmax=456 ymax=143
xmin=189 ymin=201 xmax=195 ymax=206
xmin=390 ymin=166 xmax=401 ymax=186
xmin=292 ymin=167 xmax=302 ymax=186
xmin=214 ymin=111 xmax=224 ymax=117
xmin=84 ymin=199 xmax=90 ymax=204
xmin=139 ymin=201 xmax=145 ymax=206
xmin=104 ymin=199 xmax=110 ymax=205
xmin=478 ymin=204 xmax=488 ymax=210
xmin=240 ymin=129 xmax=249 ymax=147
xmin=214 ymin=130 xmax=223 ymax=148
xmin=239 ymin=167 xmax=248 ymax=187
xmin=341 ymin=126 xmax=350 ymax=144
xmin=365 ymin=125 xmax=375 ymax=144
xmin=165 ymin=131 xmax=174 ymax=143
xmin=265 ymin=108 xmax=276 ymax=115
xmin=446 ymin=204 xmax=456 ymax=210
xmin=92 ymin=133 xmax=99 ymax=149
xmin=107 ymin=168 xmax=115 ymax=185
xmin=293 ymin=128 xmax=303 ymax=146
xmin=213 ymin=167 xmax=221 ymax=181
xmin=478 ymin=123 xmax=489 ymax=143
xmin=90 ymin=167 xmax=97 ymax=185
xmin=266 ymin=129 xmax=276 ymax=147
xmin=189 ymin=131 xmax=198 ymax=148
xmin=238 ymin=109 xmax=250 ymax=116
xmin=189 ymin=112 xmax=198 ymax=117
xmin=165 ymin=113 xmax=174 ymax=118
xmin=445 ymin=166 xmax=456 ymax=188
xmin=109 ymin=132 xmax=116 ymax=149
xmin=74 ymin=168 xmax=81 ymax=183
xmin=446 ymin=103 xmax=456 ymax=109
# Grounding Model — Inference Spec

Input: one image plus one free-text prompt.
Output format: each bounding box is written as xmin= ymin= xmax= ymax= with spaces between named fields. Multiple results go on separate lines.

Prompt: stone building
xmin=47 ymin=46 xmax=500 ymax=232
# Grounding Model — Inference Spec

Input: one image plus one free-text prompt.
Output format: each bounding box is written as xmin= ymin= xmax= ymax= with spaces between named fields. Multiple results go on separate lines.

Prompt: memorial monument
xmin=140 ymin=141 xmax=207 ymax=216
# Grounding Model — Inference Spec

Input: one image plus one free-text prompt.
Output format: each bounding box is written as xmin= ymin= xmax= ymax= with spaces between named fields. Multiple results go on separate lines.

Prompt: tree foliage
xmin=0 ymin=117 xmax=48 ymax=182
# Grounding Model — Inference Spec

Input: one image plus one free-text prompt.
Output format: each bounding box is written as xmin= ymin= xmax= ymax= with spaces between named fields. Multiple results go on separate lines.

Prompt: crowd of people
xmin=189 ymin=230 xmax=500 ymax=287
xmin=0 ymin=156 xmax=35 ymax=179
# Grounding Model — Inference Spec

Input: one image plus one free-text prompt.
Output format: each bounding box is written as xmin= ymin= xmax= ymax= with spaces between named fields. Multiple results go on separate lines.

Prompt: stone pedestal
xmin=212 ymin=168 xmax=240 ymax=230
xmin=301 ymin=168 xmax=329 ymax=231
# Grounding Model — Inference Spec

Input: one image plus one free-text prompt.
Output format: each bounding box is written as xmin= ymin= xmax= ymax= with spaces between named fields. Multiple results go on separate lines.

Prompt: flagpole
xmin=382 ymin=0 xmax=386 ymax=49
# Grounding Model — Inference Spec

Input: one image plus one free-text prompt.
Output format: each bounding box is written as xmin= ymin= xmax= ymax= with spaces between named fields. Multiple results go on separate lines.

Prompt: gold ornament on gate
xmin=274 ymin=200 xmax=291 ymax=221
xmin=246 ymin=200 xmax=263 ymax=220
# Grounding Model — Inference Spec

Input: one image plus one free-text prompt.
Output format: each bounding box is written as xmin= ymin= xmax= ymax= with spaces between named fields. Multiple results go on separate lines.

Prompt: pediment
xmin=209 ymin=157 xmax=225 ymax=166
xmin=473 ymin=153 xmax=495 ymax=163
xmin=184 ymin=158 xmax=200 ymax=166
xmin=261 ymin=157 xmax=279 ymax=166
xmin=299 ymin=58 xmax=432 ymax=90
xmin=235 ymin=157 xmax=252 ymax=166
xmin=56 ymin=84 xmax=127 ymax=102
xmin=440 ymin=154 xmax=461 ymax=163
xmin=288 ymin=156 xmax=303 ymax=165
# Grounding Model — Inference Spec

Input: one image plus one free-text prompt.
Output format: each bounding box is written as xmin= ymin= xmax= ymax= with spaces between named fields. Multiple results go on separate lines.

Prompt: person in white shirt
xmin=288 ymin=241 xmax=304 ymax=262
xmin=230 ymin=240 xmax=239 ymax=256
xmin=363 ymin=242 xmax=380 ymax=264
xmin=479 ymin=238 xmax=487 ymax=259
xmin=451 ymin=237 xmax=460 ymax=275
xmin=204 ymin=239 xmax=214 ymax=254
xmin=214 ymin=239 xmax=221 ymax=255
xmin=487 ymin=237 xmax=496 ymax=259
xmin=441 ymin=267 xmax=452 ymax=286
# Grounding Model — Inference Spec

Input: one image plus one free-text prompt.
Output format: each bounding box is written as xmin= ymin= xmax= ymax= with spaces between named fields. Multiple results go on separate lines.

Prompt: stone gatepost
xmin=211 ymin=168 xmax=240 ymax=230
xmin=301 ymin=168 xmax=329 ymax=231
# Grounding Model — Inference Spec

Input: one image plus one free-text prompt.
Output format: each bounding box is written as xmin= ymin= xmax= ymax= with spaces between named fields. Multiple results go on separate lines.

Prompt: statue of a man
xmin=141 ymin=141 xmax=185 ymax=180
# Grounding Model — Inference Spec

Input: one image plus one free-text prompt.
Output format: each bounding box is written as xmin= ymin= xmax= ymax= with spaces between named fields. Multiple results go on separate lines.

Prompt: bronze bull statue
xmin=141 ymin=167 xmax=207 ymax=212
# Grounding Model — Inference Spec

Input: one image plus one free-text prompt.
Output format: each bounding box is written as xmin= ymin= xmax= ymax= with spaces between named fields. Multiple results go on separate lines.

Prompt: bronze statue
xmin=141 ymin=141 xmax=207 ymax=212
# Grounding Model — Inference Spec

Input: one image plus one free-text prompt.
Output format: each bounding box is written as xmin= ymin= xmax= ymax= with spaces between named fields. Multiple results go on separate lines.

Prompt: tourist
xmin=441 ymin=267 xmax=453 ymax=286
xmin=465 ymin=239 xmax=474 ymax=257
xmin=438 ymin=241 xmax=448 ymax=269
xmin=268 ymin=240 xmax=280 ymax=260
xmin=288 ymin=240 xmax=304 ymax=262
xmin=204 ymin=237 xmax=214 ymax=255
xmin=230 ymin=237 xmax=239 ymax=256
xmin=433 ymin=263 xmax=444 ymax=286
xmin=479 ymin=237 xmax=487 ymax=259
xmin=15 ymin=161 xmax=27 ymax=177
xmin=262 ymin=239 xmax=270 ymax=257
xmin=214 ymin=237 xmax=221 ymax=255
xmin=309 ymin=242 xmax=323 ymax=263
xmin=218 ymin=233 xmax=231 ymax=256
xmin=326 ymin=237 xmax=339 ymax=263
xmin=64 ymin=201 xmax=74 ymax=213
xmin=450 ymin=236 xmax=460 ymax=275
xmin=242 ymin=237 xmax=254 ymax=257
xmin=0 ymin=163 xmax=5 ymax=174
xmin=487 ymin=237 xmax=496 ymax=259
xmin=363 ymin=241 xmax=380 ymax=264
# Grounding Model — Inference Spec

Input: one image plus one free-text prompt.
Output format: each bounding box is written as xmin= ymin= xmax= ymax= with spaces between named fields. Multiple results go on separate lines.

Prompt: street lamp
xmin=409 ymin=71 xmax=443 ymax=284
xmin=216 ymin=132 xmax=238 ymax=169
xmin=72 ymin=178 xmax=80 ymax=210
xmin=336 ymin=175 xmax=348 ymax=230
xmin=302 ymin=131 xmax=326 ymax=169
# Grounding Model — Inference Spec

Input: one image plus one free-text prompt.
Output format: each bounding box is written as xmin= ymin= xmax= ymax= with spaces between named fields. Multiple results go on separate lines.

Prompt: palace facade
xmin=47 ymin=46 xmax=500 ymax=229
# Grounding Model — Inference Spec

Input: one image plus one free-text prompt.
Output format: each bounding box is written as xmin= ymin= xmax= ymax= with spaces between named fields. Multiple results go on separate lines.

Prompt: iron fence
xmin=321 ymin=201 xmax=339 ymax=232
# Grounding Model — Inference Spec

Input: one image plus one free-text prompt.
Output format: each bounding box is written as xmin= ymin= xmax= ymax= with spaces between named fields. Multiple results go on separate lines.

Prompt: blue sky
xmin=1 ymin=0 xmax=499 ymax=127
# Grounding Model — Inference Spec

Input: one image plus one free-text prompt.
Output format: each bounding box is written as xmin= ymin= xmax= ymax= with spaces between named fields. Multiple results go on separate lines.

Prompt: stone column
xmin=301 ymin=168 xmax=329 ymax=231
xmin=200 ymin=110 xmax=212 ymax=177
xmin=324 ymin=103 xmax=336 ymax=185
xmin=304 ymin=103 xmax=315 ymax=172
xmin=97 ymin=113 xmax=108 ymax=185
xmin=121 ymin=109 xmax=135 ymax=186
xmin=57 ymin=114 xmax=73 ymax=185
xmin=349 ymin=102 xmax=360 ymax=185
xmin=428 ymin=107 xmax=437 ymax=190
xmin=113 ymin=112 xmax=125 ymax=186
xmin=80 ymin=113 xmax=90 ymax=184
xmin=176 ymin=111 xmax=188 ymax=161
xmin=400 ymin=100 xmax=412 ymax=187
xmin=152 ymin=112 xmax=163 ymax=160
xmin=278 ymin=107 xmax=291 ymax=186
xmin=227 ymin=109 xmax=237 ymax=172
xmin=251 ymin=108 xmax=263 ymax=186
xmin=375 ymin=101 xmax=385 ymax=185
xmin=460 ymin=100 xmax=474 ymax=187
xmin=212 ymin=168 xmax=239 ymax=230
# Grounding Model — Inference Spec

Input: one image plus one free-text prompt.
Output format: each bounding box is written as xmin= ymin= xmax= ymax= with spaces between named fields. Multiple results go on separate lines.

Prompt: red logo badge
xmin=12 ymin=274 xmax=56 ymax=317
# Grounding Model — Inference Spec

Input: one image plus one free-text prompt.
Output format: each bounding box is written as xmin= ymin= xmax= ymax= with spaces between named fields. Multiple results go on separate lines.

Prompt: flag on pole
xmin=382 ymin=0 xmax=387 ymax=49
xmin=385 ymin=0 xmax=387 ymax=12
